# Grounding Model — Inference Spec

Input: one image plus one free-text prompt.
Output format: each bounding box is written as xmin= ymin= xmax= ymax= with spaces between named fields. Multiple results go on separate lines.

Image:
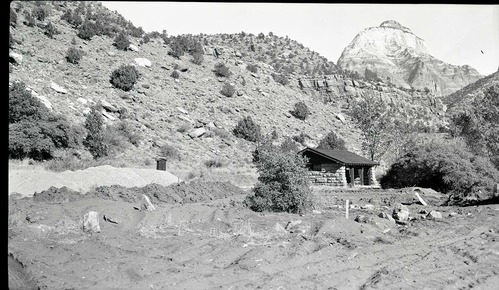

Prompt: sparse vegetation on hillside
xmin=220 ymin=82 xmax=236 ymax=97
xmin=110 ymin=65 xmax=139 ymax=91
xmin=244 ymin=141 xmax=313 ymax=214
xmin=291 ymin=101 xmax=311 ymax=120
xmin=317 ymin=131 xmax=347 ymax=150
xmin=9 ymin=81 xmax=83 ymax=161
xmin=113 ymin=31 xmax=130 ymax=50
xmin=214 ymin=62 xmax=232 ymax=78
xmin=83 ymin=105 xmax=108 ymax=159
xmin=66 ymin=46 xmax=83 ymax=64
xmin=44 ymin=21 xmax=59 ymax=38
xmin=233 ymin=116 xmax=262 ymax=142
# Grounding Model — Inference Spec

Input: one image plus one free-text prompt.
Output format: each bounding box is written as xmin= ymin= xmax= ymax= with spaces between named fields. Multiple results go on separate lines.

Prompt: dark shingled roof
xmin=298 ymin=147 xmax=379 ymax=166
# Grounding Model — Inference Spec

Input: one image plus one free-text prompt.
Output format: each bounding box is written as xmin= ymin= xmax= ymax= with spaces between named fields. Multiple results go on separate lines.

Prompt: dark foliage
xmin=66 ymin=46 xmax=83 ymax=64
xmin=214 ymin=62 xmax=232 ymax=78
xmin=113 ymin=32 xmax=130 ymax=50
xmin=244 ymin=141 xmax=313 ymax=214
xmin=317 ymin=131 xmax=347 ymax=150
xmin=380 ymin=135 xmax=499 ymax=196
xmin=233 ymin=116 xmax=262 ymax=142
xmin=291 ymin=101 xmax=311 ymax=120
xmin=110 ymin=65 xmax=139 ymax=91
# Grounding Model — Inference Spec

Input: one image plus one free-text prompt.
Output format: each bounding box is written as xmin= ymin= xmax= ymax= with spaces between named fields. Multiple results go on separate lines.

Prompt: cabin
xmin=298 ymin=147 xmax=379 ymax=187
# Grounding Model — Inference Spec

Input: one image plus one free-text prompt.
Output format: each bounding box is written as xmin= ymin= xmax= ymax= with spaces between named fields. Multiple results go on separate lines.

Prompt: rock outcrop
xmin=337 ymin=20 xmax=482 ymax=96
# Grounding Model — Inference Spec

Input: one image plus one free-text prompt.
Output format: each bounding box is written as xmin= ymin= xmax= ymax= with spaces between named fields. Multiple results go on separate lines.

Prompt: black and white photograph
xmin=8 ymin=1 xmax=499 ymax=289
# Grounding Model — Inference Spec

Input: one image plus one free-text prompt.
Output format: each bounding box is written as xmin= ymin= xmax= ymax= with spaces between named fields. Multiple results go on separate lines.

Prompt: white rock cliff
xmin=337 ymin=20 xmax=482 ymax=96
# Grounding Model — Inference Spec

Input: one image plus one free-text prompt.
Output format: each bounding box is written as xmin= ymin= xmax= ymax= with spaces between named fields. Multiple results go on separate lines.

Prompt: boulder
xmin=354 ymin=215 xmax=370 ymax=223
xmin=234 ymin=50 xmax=242 ymax=58
xmin=83 ymin=211 xmax=101 ymax=233
xmin=176 ymin=107 xmax=188 ymax=114
xmin=285 ymin=220 xmax=302 ymax=231
xmin=103 ymin=214 xmax=119 ymax=224
xmin=188 ymin=127 xmax=206 ymax=139
xmin=426 ymin=210 xmax=442 ymax=220
xmin=101 ymin=111 xmax=116 ymax=121
xmin=361 ymin=204 xmax=375 ymax=210
xmin=50 ymin=82 xmax=68 ymax=94
xmin=392 ymin=204 xmax=410 ymax=221
xmin=134 ymin=58 xmax=152 ymax=67
xmin=9 ymin=52 xmax=23 ymax=65
xmin=128 ymin=44 xmax=139 ymax=52
xmin=178 ymin=115 xmax=194 ymax=123
xmin=77 ymin=97 xmax=88 ymax=105
xmin=174 ymin=62 xmax=188 ymax=72
xmin=378 ymin=212 xmax=396 ymax=223
xmin=27 ymin=88 xmax=53 ymax=110
xmin=101 ymin=100 xmax=118 ymax=113
xmin=336 ymin=113 xmax=346 ymax=123
xmin=141 ymin=195 xmax=156 ymax=211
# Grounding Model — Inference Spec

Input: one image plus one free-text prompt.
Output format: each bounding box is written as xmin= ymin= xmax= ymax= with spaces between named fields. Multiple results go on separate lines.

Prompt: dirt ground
xmin=8 ymin=183 xmax=499 ymax=289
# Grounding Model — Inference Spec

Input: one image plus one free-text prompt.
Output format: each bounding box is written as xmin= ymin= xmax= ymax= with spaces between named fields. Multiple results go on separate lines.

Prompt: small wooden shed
xmin=156 ymin=157 xmax=167 ymax=171
xmin=298 ymin=147 xmax=379 ymax=187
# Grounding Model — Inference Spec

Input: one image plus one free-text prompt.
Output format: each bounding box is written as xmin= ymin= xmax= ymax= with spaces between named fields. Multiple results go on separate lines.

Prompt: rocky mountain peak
xmin=337 ymin=20 xmax=482 ymax=96
xmin=379 ymin=20 xmax=412 ymax=34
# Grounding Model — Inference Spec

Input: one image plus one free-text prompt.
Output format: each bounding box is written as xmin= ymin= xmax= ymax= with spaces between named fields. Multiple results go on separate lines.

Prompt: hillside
xmin=9 ymin=1 xmax=453 ymax=183
xmin=337 ymin=20 xmax=482 ymax=96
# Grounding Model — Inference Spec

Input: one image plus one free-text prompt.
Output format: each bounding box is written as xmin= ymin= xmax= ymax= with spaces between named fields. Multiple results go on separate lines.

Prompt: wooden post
xmin=359 ymin=167 xmax=364 ymax=186
xmin=345 ymin=200 xmax=349 ymax=219
xmin=350 ymin=167 xmax=355 ymax=187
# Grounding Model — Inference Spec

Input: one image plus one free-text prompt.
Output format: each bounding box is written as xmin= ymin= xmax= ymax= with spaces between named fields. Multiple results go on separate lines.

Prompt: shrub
xmin=380 ymin=135 xmax=499 ymax=197
xmin=233 ymin=116 xmax=261 ymax=142
xmin=142 ymin=34 xmax=150 ymax=43
xmin=44 ymin=21 xmax=59 ymax=38
xmin=204 ymin=158 xmax=224 ymax=168
xmin=110 ymin=65 xmax=139 ymax=91
xmin=25 ymin=13 xmax=36 ymax=27
xmin=280 ymin=137 xmax=298 ymax=153
xmin=244 ymin=142 xmax=313 ymax=213
xmin=66 ymin=47 xmax=82 ymax=64
xmin=77 ymin=20 xmax=97 ymax=40
xmin=246 ymin=63 xmax=258 ymax=73
xmin=83 ymin=105 xmax=107 ymax=159
xmin=113 ymin=32 xmax=130 ymax=50
xmin=160 ymin=144 xmax=181 ymax=161
xmin=291 ymin=101 xmax=311 ymax=120
xmin=272 ymin=73 xmax=289 ymax=85
xmin=32 ymin=6 xmax=48 ymax=21
xmin=292 ymin=132 xmax=311 ymax=145
xmin=214 ymin=62 xmax=232 ymax=78
xmin=9 ymin=82 xmax=84 ymax=160
xmin=220 ymin=82 xmax=235 ymax=97
xmin=170 ymin=70 xmax=180 ymax=79
xmin=9 ymin=82 xmax=49 ymax=124
xmin=317 ymin=131 xmax=347 ymax=150
xmin=191 ymin=51 xmax=204 ymax=65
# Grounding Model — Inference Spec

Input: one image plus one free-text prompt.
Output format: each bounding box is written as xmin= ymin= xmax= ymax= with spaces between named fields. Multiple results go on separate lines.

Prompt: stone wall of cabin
xmin=307 ymin=165 xmax=347 ymax=186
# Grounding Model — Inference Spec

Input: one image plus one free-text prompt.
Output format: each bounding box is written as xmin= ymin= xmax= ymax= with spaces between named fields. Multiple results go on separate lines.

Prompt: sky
xmin=102 ymin=2 xmax=499 ymax=76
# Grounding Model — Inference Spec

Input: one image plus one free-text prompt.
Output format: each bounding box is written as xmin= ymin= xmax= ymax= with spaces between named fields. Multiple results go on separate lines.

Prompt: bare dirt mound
xmin=9 ymin=165 xmax=180 ymax=197
xmin=32 ymin=181 xmax=247 ymax=205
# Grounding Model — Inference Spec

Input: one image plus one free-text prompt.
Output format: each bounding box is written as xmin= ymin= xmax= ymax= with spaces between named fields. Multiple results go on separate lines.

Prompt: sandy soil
xmin=8 ymin=182 xmax=499 ymax=289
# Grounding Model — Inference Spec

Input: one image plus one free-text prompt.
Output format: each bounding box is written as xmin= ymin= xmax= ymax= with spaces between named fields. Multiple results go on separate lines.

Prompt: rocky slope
xmin=9 ymin=2 xmax=451 ymax=182
xmin=337 ymin=20 xmax=482 ymax=96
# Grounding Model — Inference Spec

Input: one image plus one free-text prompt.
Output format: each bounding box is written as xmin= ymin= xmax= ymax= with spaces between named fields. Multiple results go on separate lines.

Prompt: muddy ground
xmin=8 ymin=183 xmax=499 ymax=289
